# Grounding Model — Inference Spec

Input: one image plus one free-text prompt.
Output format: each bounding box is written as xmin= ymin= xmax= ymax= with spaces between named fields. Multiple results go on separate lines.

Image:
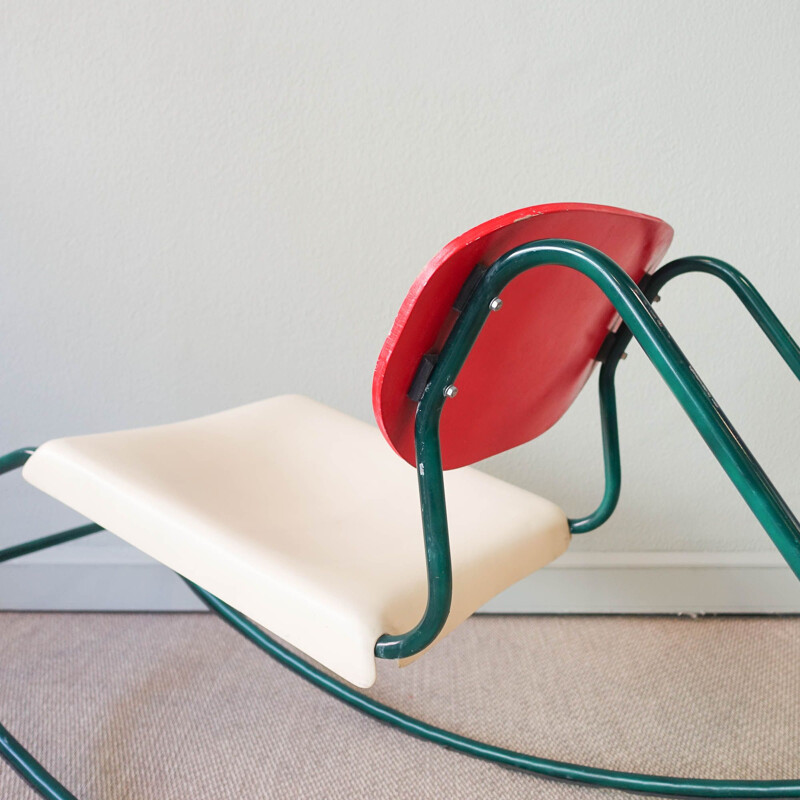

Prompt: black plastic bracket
xmin=594 ymin=331 xmax=618 ymax=363
xmin=407 ymin=353 xmax=438 ymax=402
xmin=452 ymin=263 xmax=488 ymax=313
xmin=407 ymin=262 xmax=488 ymax=401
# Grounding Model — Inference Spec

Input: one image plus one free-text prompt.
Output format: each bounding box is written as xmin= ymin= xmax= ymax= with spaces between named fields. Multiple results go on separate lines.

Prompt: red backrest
xmin=372 ymin=203 xmax=674 ymax=470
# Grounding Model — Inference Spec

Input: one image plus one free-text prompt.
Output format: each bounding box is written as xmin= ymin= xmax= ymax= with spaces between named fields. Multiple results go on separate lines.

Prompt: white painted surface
xmin=1 ymin=2 xmax=799 ymax=611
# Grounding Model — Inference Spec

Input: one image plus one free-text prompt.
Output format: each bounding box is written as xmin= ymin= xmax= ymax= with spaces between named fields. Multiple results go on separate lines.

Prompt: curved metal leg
xmin=184 ymin=578 xmax=800 ymax=799
xmin=1 ymin=516 xmax=799 ymax=798
xmin=0 ymin=723 xmax=78 ymax=800
xmin=0 ymin=450 xmax=99 ymax=799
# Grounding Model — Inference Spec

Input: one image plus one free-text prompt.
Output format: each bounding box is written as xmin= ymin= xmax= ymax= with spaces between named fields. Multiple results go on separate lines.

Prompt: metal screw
xmin=653 ymin=294 xmax=662 ymax=303
xmin=620 ymin=352 xmax=628 ymax=360
xmin=489 ymin=297 xmax=503 ymax=312
xmin=443 ymin=384 xmax=458 ymax=398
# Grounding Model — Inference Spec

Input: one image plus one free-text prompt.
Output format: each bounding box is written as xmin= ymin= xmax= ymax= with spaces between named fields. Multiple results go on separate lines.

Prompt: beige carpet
xmin=0 ymin=613 xmax=798 ymax=799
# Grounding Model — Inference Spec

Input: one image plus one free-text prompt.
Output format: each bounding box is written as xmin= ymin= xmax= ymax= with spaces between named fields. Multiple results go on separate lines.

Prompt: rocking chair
xmin=2 ymin=203 xmax=799 ymax=798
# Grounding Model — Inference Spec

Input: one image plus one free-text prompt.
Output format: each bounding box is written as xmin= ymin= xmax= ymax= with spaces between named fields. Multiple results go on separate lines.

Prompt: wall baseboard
xmin=482 ymin=550 xmax=800 ymax=614
xmin=2 ymin=546 xmax=799 ymax=614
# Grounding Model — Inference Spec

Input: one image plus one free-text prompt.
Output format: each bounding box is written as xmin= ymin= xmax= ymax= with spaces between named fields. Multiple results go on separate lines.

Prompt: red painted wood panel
xmin=372 ymin=203 xmax=674 ymax=469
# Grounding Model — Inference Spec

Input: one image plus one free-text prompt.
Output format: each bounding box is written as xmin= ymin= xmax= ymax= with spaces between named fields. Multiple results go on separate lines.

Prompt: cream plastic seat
xmin=22 ymin=394 xmax=569 ymax=687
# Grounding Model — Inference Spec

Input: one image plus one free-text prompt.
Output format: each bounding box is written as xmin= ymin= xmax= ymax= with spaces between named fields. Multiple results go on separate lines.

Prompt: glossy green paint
xmin=187 ymin=578 xmax=800 ymax=798
xmin=0 ymin=722 xmax=78 ymax=800
xmin=573 ymin=254 xmax=800 ymax=536
xmin=0 ymin=449 xmax=99 ymax=800
xmin=3 ymin=514 xmax=800 ymax=799
xmin=0 ymin=443 xmax=102 ymax=566
xmin=568 ymin=338 xmax=624 ymax=533
xmin=640 ymin=255 xmax=800 ymax=381
xmin=0 ymin=523 xmax=104 ymax=564
xmin=0 ymin=447 xmax=37 ymax=475
xmin=373 ymin=386 xmax=453 ymax=659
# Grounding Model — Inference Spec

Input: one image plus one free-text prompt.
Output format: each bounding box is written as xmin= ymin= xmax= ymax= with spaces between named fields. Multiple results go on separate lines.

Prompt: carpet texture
xmin=0 ymin=613 xmax=798 ymax=799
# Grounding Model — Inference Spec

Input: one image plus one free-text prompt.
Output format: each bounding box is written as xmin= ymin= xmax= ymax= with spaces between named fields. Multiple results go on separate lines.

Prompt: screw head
xmin=489 ymin=297 xmax=503 ymax=312
xmin=653 ymin=294 xmax=662 ymax=303
xmin=443 ymin=384 xmax=458 ymax=398
xmin=620 ymin=352 xmax=628 ymax=360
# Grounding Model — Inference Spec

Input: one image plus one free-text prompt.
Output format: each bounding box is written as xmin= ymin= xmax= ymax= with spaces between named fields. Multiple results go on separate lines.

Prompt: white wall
xmin=2 ymin=1 xmax=800 ymax=611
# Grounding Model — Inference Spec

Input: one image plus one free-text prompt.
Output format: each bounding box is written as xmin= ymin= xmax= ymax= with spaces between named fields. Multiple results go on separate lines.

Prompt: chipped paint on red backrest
xmin=372 ymin=203 xmax=674 ymax=470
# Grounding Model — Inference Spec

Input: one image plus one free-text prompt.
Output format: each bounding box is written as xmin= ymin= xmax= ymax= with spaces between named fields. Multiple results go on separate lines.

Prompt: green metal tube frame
xmin=0 ymin=451 xmax=98 ymax=800
xmin=2 ymin=241 xmax=800 ymax=798
xmin=572 ymin=254 xmax=800 ymax=534
xmin=376 ymin=240 xmax=800 ymax=660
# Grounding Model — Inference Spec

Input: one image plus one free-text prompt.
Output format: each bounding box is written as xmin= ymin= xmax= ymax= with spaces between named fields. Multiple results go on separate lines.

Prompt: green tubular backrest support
xmin=375 ymin=240 xmax=800 ymax=661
